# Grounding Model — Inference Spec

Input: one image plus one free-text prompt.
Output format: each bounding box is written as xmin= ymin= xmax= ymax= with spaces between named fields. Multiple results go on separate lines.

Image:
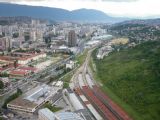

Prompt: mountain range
xmin=0 ymin=3 xmax=128 ymax=23
xmin=116 ymin=18 xmax=160 ymax=26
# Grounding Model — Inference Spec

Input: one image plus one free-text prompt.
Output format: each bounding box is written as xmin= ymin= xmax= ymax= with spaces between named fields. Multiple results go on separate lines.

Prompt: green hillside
xmin=92 ymin=41 xmax=160 ymax=120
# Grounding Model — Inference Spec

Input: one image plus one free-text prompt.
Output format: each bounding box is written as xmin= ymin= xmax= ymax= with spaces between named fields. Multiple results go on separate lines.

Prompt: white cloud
xmin=0 ymin=0 xmax=139 ymax=2
xmin=102 ymin=0 xmax=139 ymax=2
xmin=0 ymin=0 xmax=160 ymax=18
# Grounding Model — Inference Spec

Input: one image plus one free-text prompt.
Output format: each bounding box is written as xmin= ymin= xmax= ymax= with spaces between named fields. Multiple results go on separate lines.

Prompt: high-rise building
xmin=68 ymin=30 xmax=77 ymax=47
xmin=11 ymin=36 xmax=24 ymax=48
xmin=30 ymin=31 xmax=37 ymax=41
xmin=31 ymin=19 xmax=40 ymax=26
xmin=0 ymin=37 xmax=12 ymax=51
xmin=30 ymin=29 xmax=43 ymax=41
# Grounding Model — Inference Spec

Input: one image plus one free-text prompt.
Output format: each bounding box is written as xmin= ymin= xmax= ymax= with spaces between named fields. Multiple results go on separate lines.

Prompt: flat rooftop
xmin=8 ymin=84 xmax=58 ymax=112
xmin=39 ymin=108 xmax=55 ymax=120
xmin=25 ymin=84 xmax=52 ymax=105
xmin=8 ymin=96 xmax=38 ymax=109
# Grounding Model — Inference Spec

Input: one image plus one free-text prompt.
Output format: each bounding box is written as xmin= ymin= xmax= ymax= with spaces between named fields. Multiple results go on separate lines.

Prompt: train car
xmin=85 ymin=74 xmax=94 ymax=88
xmin=82 ymin=86 xmax=117 ymax=120
xmin=78 ymin=74 xmax=85 ymax=88
xmin=75 ymin=88 xmax=103 ymax=120
xmin=92 ymin=85 xmax=132 ymax=120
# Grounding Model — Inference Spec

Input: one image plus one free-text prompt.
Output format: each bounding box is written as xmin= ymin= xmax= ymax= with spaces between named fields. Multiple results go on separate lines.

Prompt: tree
xmin=63 ymin=82 xmax=69 ymax=88
xmin=14 ymin=60 xmax=18 ymax=68
xmin=0 ymin=73 xmax=9 ymax=77
xmin=12 ymin=33 xmax=19 ymax=38
xmin=24 ymin=35 xmax=30 ymax=41
xmin=35 ymin=49 xmax=41 ymax=53
xmin=17 ymin=88 xmax=22 ymax=95
xmin=0 ymin=32 xmax=5 ymax=38
xmin=8 ymin=48 xmax=12 ymax=52
xmin=44 ymin=36 xmax=51 ymax=44
xmin=0 ymin=81 xmax=4 ymax=89
xmin=2 ymin=88 xmax=23 ymax=108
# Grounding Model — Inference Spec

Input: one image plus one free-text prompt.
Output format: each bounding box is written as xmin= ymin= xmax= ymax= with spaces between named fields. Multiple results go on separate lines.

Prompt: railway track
xmin=92 ymin=85 xmax=132 ymax=120
xmin=72 ymin=48 xmax=132 ymax=120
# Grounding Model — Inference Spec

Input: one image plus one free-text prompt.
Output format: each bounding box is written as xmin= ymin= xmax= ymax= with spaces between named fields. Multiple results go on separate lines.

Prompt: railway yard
xmin=70 ymin=48 xmax=132 ymax=120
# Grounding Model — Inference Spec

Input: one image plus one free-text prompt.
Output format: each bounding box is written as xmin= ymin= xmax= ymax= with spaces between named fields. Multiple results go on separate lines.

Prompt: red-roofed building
xmin=0 ymin=53 xmax=46 ymax=65
xmin=19 ymin=66 xmax=38 ymax=73
xmin=17 ymin=53 xmax=46 ymax=65
xmin=9 ymin=69 xmax=31 ymax=79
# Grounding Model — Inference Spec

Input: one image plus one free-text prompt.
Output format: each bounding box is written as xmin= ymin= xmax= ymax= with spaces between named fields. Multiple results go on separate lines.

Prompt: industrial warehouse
xmin=7 ymin=84 xmax=60 ymax=113
xmin=38 ymin=108 xmax=83 ymax=120
xmin=62 ymin=89 xmax=94 ymax=120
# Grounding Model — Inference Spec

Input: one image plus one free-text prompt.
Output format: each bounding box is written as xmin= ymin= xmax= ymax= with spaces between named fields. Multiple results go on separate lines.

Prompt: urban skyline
xmin=0 ymin=0 xmax=160 ymax=119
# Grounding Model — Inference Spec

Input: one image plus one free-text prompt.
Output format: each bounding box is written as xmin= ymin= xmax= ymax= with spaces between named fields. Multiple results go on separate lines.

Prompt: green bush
xmin=44 ymin=103 xmax=62 ymax=112
xmin=0 ymin=81 xmax=4 ymax=89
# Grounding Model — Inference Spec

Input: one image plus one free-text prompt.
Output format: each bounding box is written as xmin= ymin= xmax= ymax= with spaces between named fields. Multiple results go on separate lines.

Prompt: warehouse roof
xmin=39 ymin=108 xmax=55 ymax=120
xmin=56 ymin=112 xmax=83 ymax=120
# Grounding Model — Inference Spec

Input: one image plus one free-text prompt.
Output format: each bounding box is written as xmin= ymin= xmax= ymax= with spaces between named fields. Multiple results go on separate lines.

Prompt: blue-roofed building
xmin=56 ymin=112 xmax=83 ymax=120
xmin=38 ymin=108 xmax=56 ymax=120
xmin=38 ymin=108 xmax=84 ymax=120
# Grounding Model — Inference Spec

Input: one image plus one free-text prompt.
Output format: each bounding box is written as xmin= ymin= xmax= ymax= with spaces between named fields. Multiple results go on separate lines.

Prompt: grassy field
xmin=92 ymin=41 xmax=160 ymax=120
xmin=43 ymin=103 xmax=62 ymax=112
xmin=62 ymin=73 xmax=73 ymax=88
xmin=75 ymin=49 xmax=88 ymax=65
xmin=111 ymin=38 xmax=129 ymax=45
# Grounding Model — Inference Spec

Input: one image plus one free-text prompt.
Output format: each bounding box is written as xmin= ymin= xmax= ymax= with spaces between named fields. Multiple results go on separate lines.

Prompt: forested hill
xmin=93 ymin=41 xmax=160 ymax=120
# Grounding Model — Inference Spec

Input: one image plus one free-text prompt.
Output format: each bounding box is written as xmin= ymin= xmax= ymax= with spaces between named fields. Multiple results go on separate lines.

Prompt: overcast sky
xmin=0 ymin=0 xmax=160 ymax=18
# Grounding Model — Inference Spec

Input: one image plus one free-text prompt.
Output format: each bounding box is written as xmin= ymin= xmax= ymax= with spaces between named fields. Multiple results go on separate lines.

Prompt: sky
xmin=0 ymin=0 xmax=160 ymax=18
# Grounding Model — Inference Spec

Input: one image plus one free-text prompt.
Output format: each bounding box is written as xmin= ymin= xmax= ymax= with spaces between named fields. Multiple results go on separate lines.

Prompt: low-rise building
xmin=7 ymin=84 xmax=58 ymax=113
xmin=17 ymin=53 xmax=47 ymax=65
xmin=64 ymin=89 xmax=84 ymax=111
xmin=55 ymin=81 xmax=63 ymax=87
xmin=66 ymin=60 xmax=76 ymax=69
xmin=9 ymin=69 xmax=31 ymax=79
xmin=38 ymin=108 xmax=56 ymax=120
xmin=38 ymin=108 xmax=83 ymax=120
xmin=34 ymin=60 xmax=52 ymax=71
xmin=19 ymin=66 xmax=38 ymax=73
xmin=9 ymin=66 xmax=38 ymax=79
